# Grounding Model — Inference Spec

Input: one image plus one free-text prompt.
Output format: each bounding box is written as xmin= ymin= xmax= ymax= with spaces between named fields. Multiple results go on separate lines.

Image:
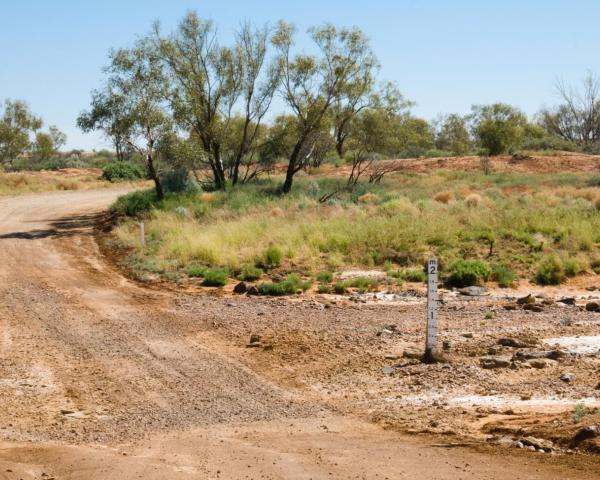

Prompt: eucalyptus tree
xmin=0 ymin=99 xmax=42 ymax=164
xmin=103 ymin=37 xmax=170 ymax=198
xmin=77 ymin=87 xmax=134 ymax=161
xmin=155 ymin=12 xmax=279 ymax=188
xmin=272 ymin=22 xmax=379 ymax=193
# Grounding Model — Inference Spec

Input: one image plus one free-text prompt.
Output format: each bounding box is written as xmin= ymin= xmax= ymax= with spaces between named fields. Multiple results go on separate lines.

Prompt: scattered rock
xmin=560 ymin=372 xmax=576 ymax=383
xmin=402 ymin=349 xmax=423 ymax=360
xmin=520 ymin=436 xmax=554 ymax=451
xmin=517 ymin=294 xmax=536 ymax=305
xmin=498 ymin=337 xmax=534 ymax=348
xmin=480 ymin=356 xmax=511 ymax=369
xmin=570 ymin=425 xmax=598 ymax=447
xmin=249 ymin=334 xmax=261 ymax=344
xmin=461 ymin=332 xmax=474 ymax=339
xmin=233 ymin=282 xmax=248 ymax=294
xmin=585 ymin=301 xmax=600 ymax=312
xmin=60 ymin=409 xmax=75 ymax=415
xmin=382 ymin=366 xmax=394 ymax=376
xmin=384 ymin=354 xmax=399 ymax=360
xmin=247 ymin=285 xmax=259 ymax=296
xmin=503 ymin=304 xmax=518 ymax=311
xmin=558 ymin=297 xmax=576 ymax=306
xmin=523 ymin=303 xmax=544 ymax=312
xmin=442 ymin=340 xmax=451 ymax=351
xmin=596 ymin=382 xmax=600 ymax=390
xmin=459 ymin=286 xmax=488 ymax=297
xmin=528 ymin=358 xmax=558 ymax=369
xmin=513 ymin=350 xmax=565 ymax=361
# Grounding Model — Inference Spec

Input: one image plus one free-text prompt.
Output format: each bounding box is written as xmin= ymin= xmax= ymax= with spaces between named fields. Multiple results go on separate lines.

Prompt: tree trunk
xmin=282 ymin=142 xmax=302 ymax=194
xmin=146 ymin=151 xmax=164 ymax=200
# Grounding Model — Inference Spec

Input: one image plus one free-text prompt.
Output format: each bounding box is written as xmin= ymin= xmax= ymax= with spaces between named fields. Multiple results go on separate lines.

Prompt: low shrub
xmin=434 ymin=191 xmax=453 ymax=204
xmin=563 ymin=258 xmax=583 ymax=277
xmin=317 ymin=284 xmax=331 ymax=294
xmin=111 ymin=189 xmax=156 ymax=216
xmin=316 ymin=271 xmax=334 ymax=283
xmin=592 ymin=258 xmax=600 ymax=275
xmin=201 ymin=268 xmax=229 ymax=287
xmin=259 ymin=245 xmax=283 ymax=269
xmin=446 ymin=259 xmax=491 ymax=287
xmin=492 ymin=264 xmax=516 ymax=288
xmin=186 ymin=265 xmax=206 ymax=278
xmin=257 ymin=274 xmax=311 ymax=296
xmin=402 ymin=268 xmax=427 ymax=283
xmin=535 ymin=256 xmax=564 ymax=285
xmin=238 ymin=265 xmax=263 ymax=282
xmin=102 ymin=161 xmax=145 ymax=182
xmin=333 ymin=282 xmax=347 ymax=294
xmin=161 ymin=167 xmax=197 ymax=193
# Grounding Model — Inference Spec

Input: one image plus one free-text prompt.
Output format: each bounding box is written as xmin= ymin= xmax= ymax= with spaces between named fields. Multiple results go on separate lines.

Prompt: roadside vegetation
xmin=111 ymin=170 xmax=600 ymax=291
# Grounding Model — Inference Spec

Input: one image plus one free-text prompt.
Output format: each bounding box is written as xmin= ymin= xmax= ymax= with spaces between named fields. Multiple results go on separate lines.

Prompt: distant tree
xmin=104 ymin=37 xmax=170 ymax=199
xmin=434 ymin=113 xmax=470 ymax=155
xmin=0 ymin=99 xmax=42 ymax=164
xmin=49 ymin=125 xmax=67 ymax=152
xmin=539 ymin=73 xmax=600 ymax=150
xmin=470 ymin=103 xmax=527 ymax=155
xmin=155 ymin=13 xmax=279 ymax=188
xmin=272 ymin=22 xmax=379 ymax=193
xmin=77 ymin=87 xmax=134 ymax=161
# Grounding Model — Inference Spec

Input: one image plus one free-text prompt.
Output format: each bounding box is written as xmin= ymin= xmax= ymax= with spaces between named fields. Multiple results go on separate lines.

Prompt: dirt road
xmin=0 ymin=189 xmax=597 ymax=479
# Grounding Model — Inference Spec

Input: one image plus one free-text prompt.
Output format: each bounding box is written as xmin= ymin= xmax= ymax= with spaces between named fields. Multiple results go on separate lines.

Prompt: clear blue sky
xmin=2 ymin=0 xmax=599 ymax=150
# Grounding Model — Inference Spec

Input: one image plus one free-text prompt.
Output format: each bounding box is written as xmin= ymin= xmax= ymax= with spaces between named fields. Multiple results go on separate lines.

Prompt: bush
xmin=402 ymin=268 xmax=427 ymax=283
xmin=563 ymin=258 xmax=583 ymax=277
xmin=161 ymin=167 xmax=196 ymax=193
xmin=317 ymin=284 xmax=331 ymax=294
xmin=333 ymin=282 xmax=347 ymax=294
xmin=111 ymin=189 xmax=156 ymax=216
xmin=592 ymin=258 xmax=600 ymax=275
xmin=316 ymin=271 xmax=333 ymax=283
xmin=238 ymin=265 xmax=263 ymax=282
xmin=102 ymin=161 xmax=145 ymax=182
xmin=259 ymin=245 xmax=283 ymax=269
xmin=257 ymin=274 xmax=311 ymax=296
xmin=186 ymin=265 xmax=206 ymax=278
xmin=446 ymin=259 xmax=491 ymax=287
xmin=535 ymin=256 xmax=564 ymax=285
xmin=201 ymin=268 xmax=229 ymax=287
xmin=492 ymin=264 xmax=516 ymax=288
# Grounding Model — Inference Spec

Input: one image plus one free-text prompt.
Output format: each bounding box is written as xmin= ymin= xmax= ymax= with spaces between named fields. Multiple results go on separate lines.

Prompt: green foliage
xmin=333 ymin=282 xmax=347 ymax=294
xmin=535 ymin=256 xmax=564 ymax=285
xmin=0 ymin=99 xmax=43 ymax=164
xmin=471 ymin=103 xmax=528 ymax=155
xmin=316 ymin=271 xmax=334 ymax=283
xmin=592 ymin=258 xmax=600 ymax=274
xmin=435 ymin=113 xmax=470 ymax=155
xmin=259 ymin=245 xmax=283 ymax=269
xmin=572 ymin=403 xmax=587 ymax=423
xmin=238 ymin=265 xmax=263 ymax=281
xmin=201 ymin=268 xmax=229 ymax=287
xmin=111 ymin=189 xmax=156 ymax=216
xmin=161 ymin=167 xmax=195 ymax=193
xmin=186 ymin=265 xmax=206 ymax=278
xmin=564 ymin=258 xmax=583 ymax=277
xmin=317 ymin=284 xmax=331 ymax=294
xmin=484 ymin=311 xmax=494 ymax=320
xmin=257 ymin=274 xmax=311 ymax=296
xmin=446 ymin=259 xmax=491 ymax=287
xmin=402 ymin=268 xmax=427 ymax=283
xmin=102 ymin=161 xmax=145 ymax=181
xmin=492 ymin=264 xmax=516 ymax=288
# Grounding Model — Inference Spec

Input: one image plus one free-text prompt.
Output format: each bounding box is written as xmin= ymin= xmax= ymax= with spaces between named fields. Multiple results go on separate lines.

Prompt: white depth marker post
xmin=140 ymin=221 xmax=146 ymax=247
xmin=425 ymin=256 xmax=438 ymax=361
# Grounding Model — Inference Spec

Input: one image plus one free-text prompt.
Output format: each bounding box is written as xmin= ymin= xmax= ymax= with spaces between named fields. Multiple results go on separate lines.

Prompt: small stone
xmin=517 ymin=294 xmax=536 ymax=305
xmin=515 ymin=441 xmax=524 ymax=449
xmin=521 ymin=436 xmax=554 ymax=451
xmin=459 ymin=286 xmax=488 ymax=296
xmin=384 ymin=354 xmax=400 ymax=360
xmin=442 ymin=340 xmax=451 ymax=351
xmin=570 ymin=425 xmax=598 ymax=447
xmin=233 ymin=282 xmax=247 ymax=294
xmin=523 ymin=303 xmax=544 ymax=312
xmin=60 ymin=409 xmax=75 ymax=415
xmin=528 ymin=358 xmax=557 ymax=369
xmin=560 ymin=373 xmax=576 ymax=383
xmin=558 ymin=297 xmax=576 ymax=305
xmin=498 ymin=338 xmax=531 ymax=348
xmin=247 ymin=285 xmax=259 ymax=296
xmin=503 ymin=304 xmax=517 ymax=311
xmin=249 ymin=334 xmax=261 ymax=344
xmin=402 ymin=349 xmax=422 ymax=360
xmin=382 ymin=366 xmax=394 ymax=376
xmin=461 ymin=332 xmax=474 ymax=339
xmin=480 ymin=356 xmax=511 ymax=369
xmin=585 ymin=301 xmax=600 ymax=312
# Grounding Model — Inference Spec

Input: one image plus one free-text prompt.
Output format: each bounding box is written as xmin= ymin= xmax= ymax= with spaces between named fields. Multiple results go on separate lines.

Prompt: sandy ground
xmin=0 ymin=188 xmax=599 ymax=479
